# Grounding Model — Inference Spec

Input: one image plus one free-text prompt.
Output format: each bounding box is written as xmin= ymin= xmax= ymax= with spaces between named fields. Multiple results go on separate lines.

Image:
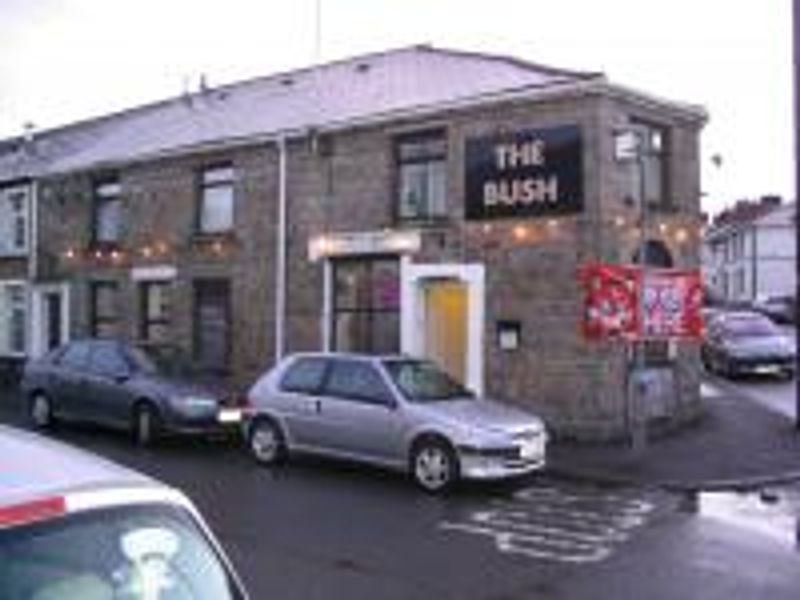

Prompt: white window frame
xmin=0 ymin=185 xmax=30 ymax=256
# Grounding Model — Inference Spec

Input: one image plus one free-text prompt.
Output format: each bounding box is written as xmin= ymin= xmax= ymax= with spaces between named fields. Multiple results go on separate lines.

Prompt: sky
xmin=0 ymin=0 xmax=793 ymax=217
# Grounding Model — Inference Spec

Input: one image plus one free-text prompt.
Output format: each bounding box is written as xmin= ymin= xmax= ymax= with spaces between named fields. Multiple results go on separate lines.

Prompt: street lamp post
xmin=614 ymin=126 xmax=654 ymax=456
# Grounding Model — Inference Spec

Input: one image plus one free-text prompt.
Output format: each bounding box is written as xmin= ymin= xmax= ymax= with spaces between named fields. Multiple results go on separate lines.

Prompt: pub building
xmin=0 ymin=46 xmax=706 ymax=440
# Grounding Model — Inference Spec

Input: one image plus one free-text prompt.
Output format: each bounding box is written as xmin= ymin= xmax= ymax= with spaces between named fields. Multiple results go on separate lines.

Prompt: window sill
xmin=394 ymin=215 xmax=452 ymax=229
xmin=0 ymin=250 xmax=28 ymax=258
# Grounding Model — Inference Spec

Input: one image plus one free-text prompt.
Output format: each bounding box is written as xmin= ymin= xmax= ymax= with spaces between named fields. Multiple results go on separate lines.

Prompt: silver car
xmin=0 ymin=425 xmax=249 ymax=599
xmin=244 ymin=353 xmax=548 ymax=492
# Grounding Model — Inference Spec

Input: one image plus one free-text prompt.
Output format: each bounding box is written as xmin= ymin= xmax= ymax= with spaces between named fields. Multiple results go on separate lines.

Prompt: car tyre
xmin=411 ymin=438 xmax=459 ymax=494
xmin=29 ymin=392 xmax=54 ymax=429
xmin=133 ymin=402 xmax=161 ymax=447
xmin=249 ymin=418 xmax=286 ymax=466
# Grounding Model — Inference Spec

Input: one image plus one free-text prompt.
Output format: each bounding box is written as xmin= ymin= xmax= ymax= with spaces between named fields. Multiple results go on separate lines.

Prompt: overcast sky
xmin=0 ymin=0 xmax=793 ymax=216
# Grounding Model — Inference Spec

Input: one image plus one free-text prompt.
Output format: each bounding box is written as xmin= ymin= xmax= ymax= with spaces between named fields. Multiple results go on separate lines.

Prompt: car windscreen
xmin=383 ymin=360 xmax=472 ymax=402
xmin=721 ymin=316 xmax=779 ymax=339
xmin=129 ymin=345 xmax=200 ymax=378
xmin=0 ymin=503 xmax=245 ymax=600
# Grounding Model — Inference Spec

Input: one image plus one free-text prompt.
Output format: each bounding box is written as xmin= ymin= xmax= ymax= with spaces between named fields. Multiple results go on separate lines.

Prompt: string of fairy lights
xmin=59 ymin=213 xmax=706 ymax=267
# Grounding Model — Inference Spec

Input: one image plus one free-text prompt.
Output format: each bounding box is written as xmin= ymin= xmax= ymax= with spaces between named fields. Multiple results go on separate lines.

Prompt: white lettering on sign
xmin=494 ymin=140 xmax=546 ymax=170
xmin=483 ymin=176 xmax=559 ymax=207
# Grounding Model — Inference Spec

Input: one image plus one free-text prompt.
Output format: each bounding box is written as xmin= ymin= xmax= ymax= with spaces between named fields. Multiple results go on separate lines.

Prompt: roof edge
xmin=598 ymin=81 xmax=708 ymax=124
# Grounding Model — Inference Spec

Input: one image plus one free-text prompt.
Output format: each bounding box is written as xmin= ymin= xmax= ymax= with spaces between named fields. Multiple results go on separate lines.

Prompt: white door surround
xmin=401 ymin=262 xmax=485 ymax=394
xmin=30 ymin=283 xmax=70 ymax=358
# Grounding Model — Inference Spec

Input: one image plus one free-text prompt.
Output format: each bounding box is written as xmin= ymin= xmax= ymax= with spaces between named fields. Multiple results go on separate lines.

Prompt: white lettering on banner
xmin=494 ymin=140 xmax=546 ymax=170
xmin=483 ymin=176 xmax=559 ymax=208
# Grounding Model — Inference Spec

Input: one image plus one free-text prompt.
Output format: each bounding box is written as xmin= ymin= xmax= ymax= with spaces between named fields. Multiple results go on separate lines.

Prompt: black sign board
xmin=465 ymin=125 xmax=583 ymax=220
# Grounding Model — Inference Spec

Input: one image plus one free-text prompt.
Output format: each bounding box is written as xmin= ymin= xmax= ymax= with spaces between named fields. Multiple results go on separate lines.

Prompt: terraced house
xmin=0 ymin=45 xmax=707 ymax=440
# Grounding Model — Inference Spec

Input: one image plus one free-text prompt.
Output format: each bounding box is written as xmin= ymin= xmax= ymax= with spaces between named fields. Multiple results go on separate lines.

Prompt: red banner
xmin=579 ymin=263 xmax=702 ymax=340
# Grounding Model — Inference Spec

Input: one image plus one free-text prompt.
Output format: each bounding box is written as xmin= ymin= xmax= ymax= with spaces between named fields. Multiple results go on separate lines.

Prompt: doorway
xmin=422 ymin=281 xmax=468 ymax=383
xmin=31 ymin=284 xmax=69 ymax=358
xmin=401 ymin=262 xmax=485 ymax=394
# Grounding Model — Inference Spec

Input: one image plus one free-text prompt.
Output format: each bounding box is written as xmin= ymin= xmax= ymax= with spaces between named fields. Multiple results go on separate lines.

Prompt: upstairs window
xmin=198 ymin=165 xmax=234 ymax=234
xmin=0 ymin=185 xmax=29 ymax=255
xmin=396 ymin=132 xmax=447 ymax=221
xmin=92 ymin=179 xmax=122 ymax=244
xmin=616 ymin=121 xmax=669 ymax=210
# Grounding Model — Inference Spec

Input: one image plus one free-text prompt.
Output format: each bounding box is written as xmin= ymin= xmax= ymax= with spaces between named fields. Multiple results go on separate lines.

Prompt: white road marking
xmin=440 ymin=484 xmax=658 ymax=564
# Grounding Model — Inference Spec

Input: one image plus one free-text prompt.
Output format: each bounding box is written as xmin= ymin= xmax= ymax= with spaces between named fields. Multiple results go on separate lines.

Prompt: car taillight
xmin=0 ymin=496 xmax=66 ymax=528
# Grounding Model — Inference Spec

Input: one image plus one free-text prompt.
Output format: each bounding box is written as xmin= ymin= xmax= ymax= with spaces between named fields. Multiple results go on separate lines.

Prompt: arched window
xmin=632 ymin=239 xmax=673 ymax=267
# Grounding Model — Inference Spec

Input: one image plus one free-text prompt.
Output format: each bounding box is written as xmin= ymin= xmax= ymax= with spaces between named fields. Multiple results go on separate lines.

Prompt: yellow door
xmin=423 ymin=281 xmax=468 ymax=383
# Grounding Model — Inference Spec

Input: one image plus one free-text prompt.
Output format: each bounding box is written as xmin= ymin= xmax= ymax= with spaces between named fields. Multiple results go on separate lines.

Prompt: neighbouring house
xmin=703 ymin=196 xmax=797 ymax=304
xmin=0 ymin=45 xmax=707 ymax=439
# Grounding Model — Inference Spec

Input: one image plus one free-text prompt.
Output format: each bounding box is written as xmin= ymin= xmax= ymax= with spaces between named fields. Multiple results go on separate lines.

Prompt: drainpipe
xmin=27 ymin=180 xmax=38 ymax=359
xmin=275 ymin=136 xmax=288 ymax=362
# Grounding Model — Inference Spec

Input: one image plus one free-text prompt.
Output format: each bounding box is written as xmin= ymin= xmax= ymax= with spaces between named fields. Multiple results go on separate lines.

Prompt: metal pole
xmin=631 ymin=128 xmax=648 ymax=456
xmin=793 ymin=0 xmax=799 ymax=430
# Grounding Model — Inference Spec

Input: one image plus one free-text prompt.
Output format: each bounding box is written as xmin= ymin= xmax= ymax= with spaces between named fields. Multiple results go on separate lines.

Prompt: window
xmin=90 ymin=281 xmax=120 ymax=338
xmin=58 ymin=342 xmax=91 ymax=370
xmin=280 ymin=357 xmax=328 ymax=394
xmin=396 ymin=131 xmax=447 ymax=220
xmin=0 ymin=283 xmax=27 ymax=355
xmin=140 ymin=281 xmax=172 ymax=343
xmin=332 ymin=258 xmax=400 ymax=353
xmin=193 ymin=279 xmax=230 ymax=372
xmin=617 ymin=121 xmax=669 ymax=209
xmin=88 ymin=342 xmax=129 ymax=377
xmin=198 ymin=165 xmax=234 ymax=233
xmin=324 ymin=360 xmax=393 ymax=405
xmin=0 ymin=185 xmax=29 ymax=255
xmin=92 ymin=179 xmax=122 ymax=244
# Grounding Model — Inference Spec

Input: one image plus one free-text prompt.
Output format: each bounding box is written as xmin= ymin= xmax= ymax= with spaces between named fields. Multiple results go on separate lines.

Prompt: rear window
xmin=57 ymin=343 xmax=91 ymax=370
xmin=0 ymin=503 xmax=245 ymax=600
xmin=279 ymin=357 xmax=328 ymax=394
xmin=721 ymin=315 xmax=778 ymax=338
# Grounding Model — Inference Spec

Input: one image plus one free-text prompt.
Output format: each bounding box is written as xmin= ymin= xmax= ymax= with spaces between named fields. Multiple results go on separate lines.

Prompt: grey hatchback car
xmin=244 ymin=353 xmax=548 ymax=492
xmin=21 ymin=339 xmax=242 ymax=445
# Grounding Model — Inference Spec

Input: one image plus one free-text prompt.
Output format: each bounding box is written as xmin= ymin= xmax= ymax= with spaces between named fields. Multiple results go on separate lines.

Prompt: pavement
xmin=548 ymin=382 xmax=800 ymax=491
xmin=2 ymin=379 xmax=798 ymax=493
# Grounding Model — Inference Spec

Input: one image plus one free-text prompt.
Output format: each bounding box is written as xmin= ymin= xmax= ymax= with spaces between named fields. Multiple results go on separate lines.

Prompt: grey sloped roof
xmin=1 ymin=45 xmax=603 ymax=179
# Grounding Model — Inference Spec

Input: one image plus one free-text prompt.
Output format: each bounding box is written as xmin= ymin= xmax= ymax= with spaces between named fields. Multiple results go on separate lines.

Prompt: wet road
xmin=5 ymin=413 xmax=798 ymax=600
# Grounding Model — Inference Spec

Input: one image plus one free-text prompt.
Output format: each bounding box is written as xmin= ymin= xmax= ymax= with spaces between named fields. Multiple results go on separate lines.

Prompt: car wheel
xmin=29 ymin=392 xmax=54 ymax=429
xmin=249 ymin=418 xmax=286 ymax=466
xmin=411 ymin=439 xmax=459 ymax=494
xmin=133 ymin=402 xmax=161 ymax=447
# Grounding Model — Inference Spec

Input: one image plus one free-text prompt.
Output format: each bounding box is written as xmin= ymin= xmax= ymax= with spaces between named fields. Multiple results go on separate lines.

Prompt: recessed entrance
xmin=422 ymin=280 xmax=468 ymax=383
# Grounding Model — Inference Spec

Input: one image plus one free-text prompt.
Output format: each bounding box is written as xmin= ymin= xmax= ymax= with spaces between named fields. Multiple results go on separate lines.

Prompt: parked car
xmin=244 ymin=353 xmax=548 ymax=493
xmin=0 ymin=424 xmax=249 ymax=599
xmin=701 ymin=311 xmax=797 ymax=379
xmin=20 ymin=339 xmax=242 ymax=445
xmin=752 ymin=295 xmax=797 ymax=325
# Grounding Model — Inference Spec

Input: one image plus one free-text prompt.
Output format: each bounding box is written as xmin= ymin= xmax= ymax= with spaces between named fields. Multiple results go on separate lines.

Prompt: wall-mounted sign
xmin=465 ymin=125 xmax=583 ymax=220
xmin=497 ymin=320 xmax=521 ymax=351
xmin=308 ymin=229 xmax=421 ymax=261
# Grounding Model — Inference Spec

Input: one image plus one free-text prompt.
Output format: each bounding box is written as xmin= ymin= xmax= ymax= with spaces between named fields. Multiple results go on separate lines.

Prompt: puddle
xmin=682 ymin=487 xmax=800 ymax=552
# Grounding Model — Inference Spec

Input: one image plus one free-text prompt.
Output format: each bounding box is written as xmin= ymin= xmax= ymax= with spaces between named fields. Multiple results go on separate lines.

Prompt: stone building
xmin=0 ymin=46 xmax=707 ymax=439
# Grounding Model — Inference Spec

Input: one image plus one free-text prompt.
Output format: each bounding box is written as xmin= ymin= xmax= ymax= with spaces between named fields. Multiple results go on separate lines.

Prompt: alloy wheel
xmin=413 ymin=443 xmax=456 ymax=493
xmin=250 ymin=420 xmax=285 ymax=465
xmin=30 ymin=393 xmax=53 ymax=429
